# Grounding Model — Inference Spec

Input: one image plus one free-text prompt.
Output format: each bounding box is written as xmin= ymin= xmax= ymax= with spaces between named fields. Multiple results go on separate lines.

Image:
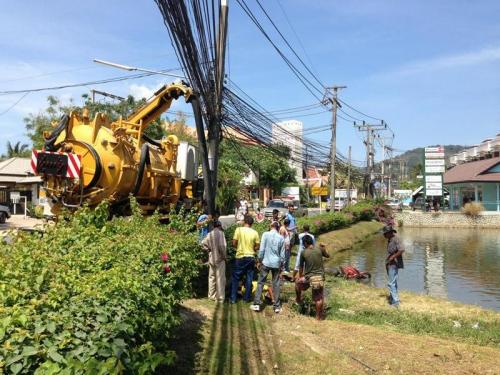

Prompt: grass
xmin=317 ymin=220 xmax=384 ymax=252
xmin=324 ymin=278 xmax=500 ymax=348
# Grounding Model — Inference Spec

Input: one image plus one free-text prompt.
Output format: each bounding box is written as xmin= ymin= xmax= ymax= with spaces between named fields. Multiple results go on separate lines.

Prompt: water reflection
xmin=328 ymin=227 xmax=500 ymax=310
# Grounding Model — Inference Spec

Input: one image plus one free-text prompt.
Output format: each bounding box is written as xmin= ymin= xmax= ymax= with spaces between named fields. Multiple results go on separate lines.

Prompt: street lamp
xmin=93 ymin=59 xmax=185 ymax=79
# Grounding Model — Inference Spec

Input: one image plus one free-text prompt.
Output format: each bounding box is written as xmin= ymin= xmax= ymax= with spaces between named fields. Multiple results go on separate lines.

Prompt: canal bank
xmin=316 ymin=220 xmax=384 ymax=253
xmin=169 ymin=280 xmax=500 ymax=374
xmin=165 ymin=222 xmax=500 ymax=374
xmin=396 ymin=210 xmax=500 ymax=228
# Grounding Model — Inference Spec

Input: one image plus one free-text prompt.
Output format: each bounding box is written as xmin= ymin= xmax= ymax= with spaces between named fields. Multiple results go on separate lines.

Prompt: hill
xmin=395 ymin=145 xmax=466 ymax=170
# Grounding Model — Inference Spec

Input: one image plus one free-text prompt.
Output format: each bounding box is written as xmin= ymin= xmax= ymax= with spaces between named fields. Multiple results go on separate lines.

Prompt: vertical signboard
xmin=424 ymin=146 xmax=444 ymax=198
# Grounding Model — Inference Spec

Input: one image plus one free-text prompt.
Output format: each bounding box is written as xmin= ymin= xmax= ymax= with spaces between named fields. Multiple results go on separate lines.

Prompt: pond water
xmin=328 ymin=227 xmax=500 ymax=311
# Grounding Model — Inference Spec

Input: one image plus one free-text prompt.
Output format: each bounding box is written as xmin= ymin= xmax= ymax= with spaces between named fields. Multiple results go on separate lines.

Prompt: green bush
xmin=343 ymin=201 xmax=376 ymax=222
xmin=0 ymin=200 xmax=201 ymax=374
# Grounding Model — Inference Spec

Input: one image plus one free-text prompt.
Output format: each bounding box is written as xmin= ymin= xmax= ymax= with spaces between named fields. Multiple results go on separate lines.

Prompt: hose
xmin=132 ymin=143 xmax=150 ymax=195
xmin=44 ymin=114 xmax=69 ymax=151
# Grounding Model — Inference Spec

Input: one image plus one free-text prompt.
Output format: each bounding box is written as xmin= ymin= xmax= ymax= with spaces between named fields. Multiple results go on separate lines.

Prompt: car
xmin=385 ymin=199 xmax=402 ymax=211
xmin=263 ymin=198 xmax=306 ymax=219
xmin=0 ymin=205 xmax=11 ymax=224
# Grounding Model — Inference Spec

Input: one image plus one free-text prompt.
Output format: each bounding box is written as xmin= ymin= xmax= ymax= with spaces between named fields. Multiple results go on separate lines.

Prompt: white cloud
xmin=128 ymin=83 xmax=165 ymax=100
xmin=375 ymin=45 xmax=500 ymax=79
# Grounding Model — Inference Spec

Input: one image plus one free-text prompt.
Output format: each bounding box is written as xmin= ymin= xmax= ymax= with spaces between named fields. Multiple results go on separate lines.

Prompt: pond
xmin=328 ymin=227 xmax=500 ymax=311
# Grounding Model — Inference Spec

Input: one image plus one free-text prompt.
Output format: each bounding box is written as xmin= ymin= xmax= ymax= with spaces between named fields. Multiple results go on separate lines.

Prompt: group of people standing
xmin=198 ymin=203 xmax=406 ymax=320
xmin=199 ymin=203 xmax=330 ymax=320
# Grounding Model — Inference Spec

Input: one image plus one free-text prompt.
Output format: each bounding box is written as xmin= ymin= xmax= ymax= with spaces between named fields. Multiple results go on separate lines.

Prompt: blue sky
xmin=1 ymin=0 xmax=499 ymax=164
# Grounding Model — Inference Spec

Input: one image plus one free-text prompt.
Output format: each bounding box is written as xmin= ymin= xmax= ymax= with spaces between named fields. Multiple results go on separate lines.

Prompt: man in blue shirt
xmin=293 ymin=224 xmax=315 ymax=279
xmin=250 ymin=221 xmax=285 ymax=313
xmin=196 ymin=207 xmax=211 ymax=242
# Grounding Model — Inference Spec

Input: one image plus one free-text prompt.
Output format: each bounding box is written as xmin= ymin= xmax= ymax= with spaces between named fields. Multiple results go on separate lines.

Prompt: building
xmin=272 ymin=120 xmax=303 ymax=184
xmin=0 ymin=157 xmax=42 ymax=211
xmin=444 ymin=157 xmax=500 ymax=211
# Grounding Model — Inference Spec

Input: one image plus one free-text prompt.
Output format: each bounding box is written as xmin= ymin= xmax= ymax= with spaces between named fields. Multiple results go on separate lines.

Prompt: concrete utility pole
xmin=305 ymin=145 xmax=310 ymax=203
xmin=205 ymin=0 xmax=229 ymax=215
xmin=324 ymin=85 xmax=346 ymax=208
xmin=354 ymin=120 xmax=387 ymax=198
xmin=347 ymin=145 xmax=352 ymax=205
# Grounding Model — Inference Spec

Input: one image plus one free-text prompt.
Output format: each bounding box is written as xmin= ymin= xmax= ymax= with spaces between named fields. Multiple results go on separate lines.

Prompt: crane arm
xmin=126 ymin=82 xmax=193 ymax=130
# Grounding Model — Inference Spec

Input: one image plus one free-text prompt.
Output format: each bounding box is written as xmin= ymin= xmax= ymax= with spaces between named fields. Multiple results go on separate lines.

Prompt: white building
xmin=272 ymin=120 xmax=303 ymax=184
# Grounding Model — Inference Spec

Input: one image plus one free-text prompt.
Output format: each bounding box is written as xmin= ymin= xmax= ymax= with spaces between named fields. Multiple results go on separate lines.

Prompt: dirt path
xmin=169 ymin=298 xmax=500 ymax=375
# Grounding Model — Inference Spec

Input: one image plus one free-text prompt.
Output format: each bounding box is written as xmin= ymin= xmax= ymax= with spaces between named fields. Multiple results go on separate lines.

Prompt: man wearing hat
xmin=382 ymin=225 xmax=405 ymax=307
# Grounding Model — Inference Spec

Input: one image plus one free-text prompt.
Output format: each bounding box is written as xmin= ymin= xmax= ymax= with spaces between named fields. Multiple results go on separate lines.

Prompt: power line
xmin=0 ymin=68 xmax=181 ymax=95
xmin=0 ymin=92 xmax=29 ymax=116
xmin=275 ymin=0 xmax=323 ymax=84
xmin=253 ymin=0 xmax=325 ymax=89
xmin=235 ymin=0 xmax=324 ymax=101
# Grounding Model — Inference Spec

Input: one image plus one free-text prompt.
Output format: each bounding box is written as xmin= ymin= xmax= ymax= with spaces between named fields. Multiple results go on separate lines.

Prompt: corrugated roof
xmin=0 ymin=157 xmax=33 ymax=177
xmin=444 ymin=157 xmax=500 ymax=184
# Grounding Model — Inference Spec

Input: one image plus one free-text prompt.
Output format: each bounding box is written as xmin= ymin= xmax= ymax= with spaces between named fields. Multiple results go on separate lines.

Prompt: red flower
xmin=164 ymin=265 xmax=171 ymax=274
xmin=161 ymin=253 xmax=169 ymax=262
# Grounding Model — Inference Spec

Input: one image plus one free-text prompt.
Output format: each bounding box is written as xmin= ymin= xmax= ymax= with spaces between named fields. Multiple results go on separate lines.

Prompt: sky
xmin=1 ymin=0 xmax=500 ymax=164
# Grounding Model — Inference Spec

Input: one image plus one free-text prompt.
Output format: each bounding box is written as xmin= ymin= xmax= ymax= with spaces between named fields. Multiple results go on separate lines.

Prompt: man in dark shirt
xmin=295 ymin=235 xmax=329 ymax=320
xmin=383 ymin=225 xmax=405 ymax=307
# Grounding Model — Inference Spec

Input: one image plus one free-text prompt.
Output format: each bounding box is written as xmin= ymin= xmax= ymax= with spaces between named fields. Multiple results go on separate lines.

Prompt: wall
xmin=395 ymin=211 xmax=500 ymax=228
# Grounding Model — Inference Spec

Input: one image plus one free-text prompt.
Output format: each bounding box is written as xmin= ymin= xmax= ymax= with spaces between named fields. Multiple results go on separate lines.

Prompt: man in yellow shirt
xmin=230 ymin=216 xmax=260 ymax=303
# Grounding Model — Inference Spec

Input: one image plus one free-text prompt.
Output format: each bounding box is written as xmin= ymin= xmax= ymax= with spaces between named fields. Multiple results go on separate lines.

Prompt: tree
xmin=4 ymin=141 xmax=30 ymax=158
xmin=24 ymin=96 xmax=77 ymax=149
xmin=162 ymin=112 xmax=197 ymax=143
xmin=215 ymin=140 xmax=296 ymax=213
xmin=24 ymin=94 xmax=170 ymax=149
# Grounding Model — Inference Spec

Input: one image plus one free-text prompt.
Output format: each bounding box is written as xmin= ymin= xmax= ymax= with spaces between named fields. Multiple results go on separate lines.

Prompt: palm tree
xmin=6 ymin=141 xmax=30 ymax=158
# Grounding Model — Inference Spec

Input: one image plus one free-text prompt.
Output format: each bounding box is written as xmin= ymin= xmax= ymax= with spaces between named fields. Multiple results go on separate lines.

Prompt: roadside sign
xmin=425 ymin=166 xmax=445 ymax=173
xmin=425 ymin=159 xmax=445 ymax=166
xmin=311 ymin=186 xmax=328 ymax=196
xmin=425 ymin=147 xmax=444 ymax=153
xmin=426 ymin=182 xmax=442 ymax=189
xmin=425 ymin=152 xmax=445 ymax=158
xmin=425 ymin=175 xmax=442 ymax=182
xmin=10 ymin=192 xmax=20 ymax=200
xmin=424 ymin=145 xmax=445 ymax=200
xmin=426 ymin=189 xmax=443 ymax=196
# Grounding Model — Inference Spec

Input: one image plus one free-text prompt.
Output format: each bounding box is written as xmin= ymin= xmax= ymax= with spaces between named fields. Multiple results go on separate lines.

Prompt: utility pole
xmin=347 ymin=145 xmax=352 ymax=205
xmin=354 ymin=120 xmax=387 ymax=198
xmin=324 ymin=85 xmax=346 ymax=208
xmin=305 ymin=145 xmax=310 ymax=203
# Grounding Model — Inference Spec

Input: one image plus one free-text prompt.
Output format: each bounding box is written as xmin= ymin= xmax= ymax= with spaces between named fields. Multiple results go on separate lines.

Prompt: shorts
xmin=296 ymin=277 xmax=324 ymax=302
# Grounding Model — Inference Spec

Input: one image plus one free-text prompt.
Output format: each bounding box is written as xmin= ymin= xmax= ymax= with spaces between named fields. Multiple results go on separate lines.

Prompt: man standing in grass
xmin=383 ymin=225 xmax=405 ymax=308
xmin=251 ymin=221 xmax=285 ymax=313
xmin=230 ymin=216 xmax=260 ymax=304
xmin=202 ymin=221 xmax=227 ymax=303
xmin=293 ymin=224 xmax=315 ymax=280
xmin=295 ymin=235 xmax=329 ymax=320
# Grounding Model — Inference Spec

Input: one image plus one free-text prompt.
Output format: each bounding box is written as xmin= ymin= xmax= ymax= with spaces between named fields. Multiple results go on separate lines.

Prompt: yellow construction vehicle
xmin=32 ymin=82 xmax=200 ymax=215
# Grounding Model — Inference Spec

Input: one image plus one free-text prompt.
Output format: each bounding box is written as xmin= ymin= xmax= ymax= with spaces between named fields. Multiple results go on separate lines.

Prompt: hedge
xmin=0 ymin=201 xmax=201 ymax=374
xmin=225 ymin=201 xmax=378 ymax=248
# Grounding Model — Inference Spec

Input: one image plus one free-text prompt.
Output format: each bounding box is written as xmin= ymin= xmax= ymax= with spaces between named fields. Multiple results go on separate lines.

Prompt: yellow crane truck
xmin=31 ymin=82 xmax=199 ymax=216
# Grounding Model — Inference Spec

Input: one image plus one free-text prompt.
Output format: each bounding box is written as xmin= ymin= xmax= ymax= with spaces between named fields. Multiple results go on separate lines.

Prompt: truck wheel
xmin=0 ymin=212 xmax=5 ymax=224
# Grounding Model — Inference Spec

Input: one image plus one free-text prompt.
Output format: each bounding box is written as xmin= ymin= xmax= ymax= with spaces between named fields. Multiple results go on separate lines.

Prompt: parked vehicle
xmin=263 ymin=198 xmax=306 ymax=219
xmin=385 ymin=199 xmax=403 ymax=211
xmin=0 ymin=205 xmax=11 ymax=224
